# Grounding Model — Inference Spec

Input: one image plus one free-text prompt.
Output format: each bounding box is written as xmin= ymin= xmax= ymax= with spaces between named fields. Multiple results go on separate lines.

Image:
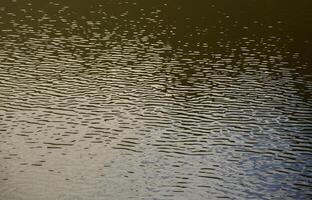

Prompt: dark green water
xmin=0 ymin=0 xmax=311 ymax=199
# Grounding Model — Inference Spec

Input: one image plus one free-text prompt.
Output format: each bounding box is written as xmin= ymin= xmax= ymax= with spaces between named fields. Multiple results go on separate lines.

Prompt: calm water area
xmin=0 ymin=0 xmax=311 ymax=199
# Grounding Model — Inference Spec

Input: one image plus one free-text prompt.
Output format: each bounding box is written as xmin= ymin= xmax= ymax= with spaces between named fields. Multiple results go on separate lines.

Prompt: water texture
xmin=0 ymin=0 xmax=311 ymax=199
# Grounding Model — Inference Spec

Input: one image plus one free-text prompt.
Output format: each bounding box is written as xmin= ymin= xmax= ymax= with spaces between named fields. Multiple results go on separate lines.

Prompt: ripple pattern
xmin=0 ymin=0 xmax=311 ymax=200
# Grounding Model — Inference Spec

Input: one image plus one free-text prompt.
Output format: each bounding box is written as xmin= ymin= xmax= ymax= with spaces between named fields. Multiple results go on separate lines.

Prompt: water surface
xmin=0 ymin=0 xmax=311 ymax=199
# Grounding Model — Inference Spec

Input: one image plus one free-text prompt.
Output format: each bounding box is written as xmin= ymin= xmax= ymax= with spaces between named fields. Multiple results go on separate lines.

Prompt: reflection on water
xmin=0 ymin=0 xmax=311 ymax=199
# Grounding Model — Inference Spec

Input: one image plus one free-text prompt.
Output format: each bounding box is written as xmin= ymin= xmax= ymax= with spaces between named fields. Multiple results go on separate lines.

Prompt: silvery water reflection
xmin=0 ymin=0 xmax=311 ymax=199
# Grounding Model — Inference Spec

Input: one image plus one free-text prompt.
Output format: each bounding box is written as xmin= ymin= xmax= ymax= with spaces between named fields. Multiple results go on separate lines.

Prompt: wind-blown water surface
xmin=0 ymin=0 xmax=311 ymax=199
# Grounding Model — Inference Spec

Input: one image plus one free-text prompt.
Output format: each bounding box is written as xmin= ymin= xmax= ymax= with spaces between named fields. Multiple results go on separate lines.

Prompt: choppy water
xmin=0 ymin=0 xmax=312 ymax=199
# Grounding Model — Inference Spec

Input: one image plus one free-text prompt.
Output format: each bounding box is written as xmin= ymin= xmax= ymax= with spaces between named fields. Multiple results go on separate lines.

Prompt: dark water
xmin=0 ymin=0 xmax=312 ymax=199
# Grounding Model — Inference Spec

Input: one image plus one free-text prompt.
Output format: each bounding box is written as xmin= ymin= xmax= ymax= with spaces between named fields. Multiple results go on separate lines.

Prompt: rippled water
xmin=0 ymin=0 xmax=312 ymax=199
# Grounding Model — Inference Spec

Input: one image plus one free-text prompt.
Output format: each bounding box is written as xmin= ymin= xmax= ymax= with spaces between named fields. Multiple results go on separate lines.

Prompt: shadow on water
xmin=0 ymin=0 xmax=311 ymax=199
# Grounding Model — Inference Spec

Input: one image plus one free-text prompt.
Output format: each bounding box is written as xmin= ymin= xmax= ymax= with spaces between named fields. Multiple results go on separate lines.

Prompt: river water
xmin=0 ymin=0 xmax=311 ymax=199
